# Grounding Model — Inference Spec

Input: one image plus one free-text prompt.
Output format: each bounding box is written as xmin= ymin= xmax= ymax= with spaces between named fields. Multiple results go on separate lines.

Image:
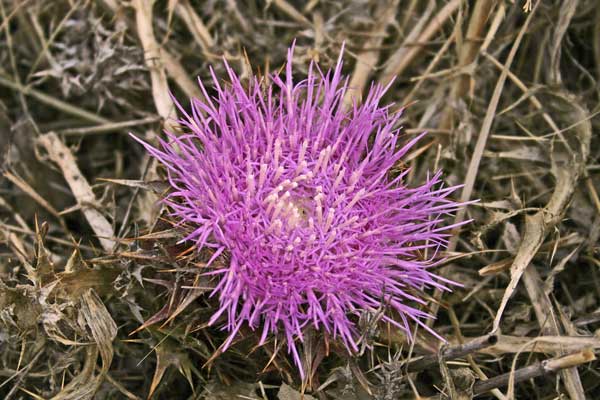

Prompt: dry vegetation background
xmin=0 ymin=0 xmax=599 ymax=399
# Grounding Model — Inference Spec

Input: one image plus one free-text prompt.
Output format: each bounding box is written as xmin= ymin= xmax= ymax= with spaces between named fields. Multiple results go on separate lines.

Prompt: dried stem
xmin=343 ymin=0 xmax=399 ymax=107
xmin=0 ymin=74 xmax=110 ymax=125
xmin=473 ymin=350 xmax=595 ymax=396
xmin=380 ymin=0 xmax=461 ymax=85
xmin=132 ymin=0 xmax=174 ymax=129
xmin=406 ymin=334 xmax=498 ymax=373
xmin=438 ymin=0 xmax=496 ymax=131
xmin=175 ymin=0 xmax=214 ymax=52
xmin=37 ymin=132 xmax=115 ymax=252
xmin=449 ymin=2 xmax=539 ymax=251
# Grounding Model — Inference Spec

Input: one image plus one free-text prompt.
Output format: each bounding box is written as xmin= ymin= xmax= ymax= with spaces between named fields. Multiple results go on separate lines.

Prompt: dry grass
xmin=1 ymin=1 xmax=599 ymax=399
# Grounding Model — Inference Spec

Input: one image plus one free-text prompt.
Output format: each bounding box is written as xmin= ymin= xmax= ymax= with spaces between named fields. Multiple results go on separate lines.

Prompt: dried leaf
xmin=50 ymin=290 xmax=117 ymax=400
xmin=147 ymin=339 xmax=195 ymax=399
xmin=37 ymin=132 xmax=115 ymax=252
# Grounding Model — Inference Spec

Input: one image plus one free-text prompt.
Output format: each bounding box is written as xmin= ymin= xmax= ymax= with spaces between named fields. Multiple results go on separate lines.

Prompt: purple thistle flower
xmin=132 ymin=44 xmax=466 ymax=376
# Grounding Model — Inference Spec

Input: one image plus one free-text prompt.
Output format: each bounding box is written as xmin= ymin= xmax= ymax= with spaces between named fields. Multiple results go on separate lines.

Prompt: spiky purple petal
xmin=132 ymin=45 xmax=466 ymax=376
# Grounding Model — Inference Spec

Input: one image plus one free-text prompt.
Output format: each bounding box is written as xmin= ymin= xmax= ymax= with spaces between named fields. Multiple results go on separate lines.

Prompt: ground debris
xmin=1 ymin=0 xmax=599 ymax=398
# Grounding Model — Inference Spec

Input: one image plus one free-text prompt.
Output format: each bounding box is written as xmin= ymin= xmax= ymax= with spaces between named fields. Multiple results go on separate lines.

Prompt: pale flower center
xmin=264 ymin=185 xmax=311 ymax=232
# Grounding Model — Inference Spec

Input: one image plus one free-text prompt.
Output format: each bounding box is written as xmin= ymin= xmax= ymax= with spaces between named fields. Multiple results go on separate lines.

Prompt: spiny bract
xmin=132 ymin=45 xmax=465 ymax=375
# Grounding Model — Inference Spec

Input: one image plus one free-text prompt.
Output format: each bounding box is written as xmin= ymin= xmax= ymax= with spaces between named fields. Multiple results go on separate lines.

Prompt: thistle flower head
xmin=133 ymin=45 xmax=464 ymax=375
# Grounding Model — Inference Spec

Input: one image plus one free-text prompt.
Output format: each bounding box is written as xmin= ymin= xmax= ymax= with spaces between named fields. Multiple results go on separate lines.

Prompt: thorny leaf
xmin=148 ymin=338 xmax=195 ymax=399
xmin=0 ymin=229 xmax=119 ymax=398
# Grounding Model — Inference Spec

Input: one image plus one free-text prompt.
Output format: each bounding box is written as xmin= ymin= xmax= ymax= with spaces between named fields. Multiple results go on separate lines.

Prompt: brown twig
xmin=3 ymin=348 xmax=45 ymax=400
xmin=343 ymin=0 xmax=399 ymax=107
xmin=56 ymin=117 xmax=161 ymax=136
xmin=486 ymin=335 xmax=600 ymax=355
xmin=3 ymin=171 xmax=62 ymax=221
xmin=406 ymin=334 xmax=498 ymax=373
xmin=438 ymin=0 xmax=496 ymax=131
xmin=491 ymin=92 xmax=591 ymax=332
xmin=403 ymin=30 xmax=456 ymax=106
xmin=548 ymin=0 xmax=579 ymax=84
xmin=523 ymin=266 xmax=586 ymax=399
xmin=426 ymin=0 xmax=541 ymax=327
xmin=175 ymin=0 xmax=214 ymax=53
xmin=472 ymin=350 xmax=595 ymax=396
xmin=449 ymin=2 xmax=539 ymax=251
xmin=132 ymin=0 xmax=174 ymax=129
xmin=272 ymin=0 xmax=311 ymax=27
xmin=478 ymin=233 xmax=581 ymax=276
xmin=380 ymin=0 xmax=461 ymax=85
xmin=0 ymin=222 xmax=95 ymax=251
xmin=0 ymin=74 xmax=110 ymax=125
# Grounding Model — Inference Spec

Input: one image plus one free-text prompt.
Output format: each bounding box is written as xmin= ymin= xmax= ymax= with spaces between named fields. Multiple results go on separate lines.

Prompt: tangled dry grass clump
xmin=0 ymin=1 xmax=599 ymax=399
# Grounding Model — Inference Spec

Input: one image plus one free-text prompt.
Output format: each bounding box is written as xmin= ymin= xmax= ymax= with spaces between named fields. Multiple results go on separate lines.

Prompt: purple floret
xmin=132 ymin=44 xmax=465 ymax=376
